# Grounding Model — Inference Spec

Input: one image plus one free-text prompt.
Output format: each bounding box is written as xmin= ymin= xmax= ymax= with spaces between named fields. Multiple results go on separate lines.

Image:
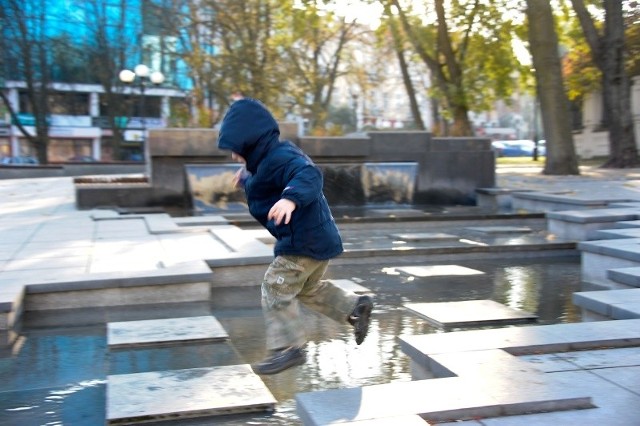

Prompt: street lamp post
xmin=118 ymin=64 xmax=164 ymax=165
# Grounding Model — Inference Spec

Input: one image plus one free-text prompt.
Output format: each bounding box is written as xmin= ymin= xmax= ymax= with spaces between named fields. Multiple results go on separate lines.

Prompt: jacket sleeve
xmin=279 ymin=155 xmax=324 ymax=208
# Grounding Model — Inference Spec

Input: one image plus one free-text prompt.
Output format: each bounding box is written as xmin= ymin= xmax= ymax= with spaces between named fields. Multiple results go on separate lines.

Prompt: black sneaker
xmin=348 ymin=295 xmax=373 ymax=345
xmin=252 ymin=346 xmax=306 ymax=375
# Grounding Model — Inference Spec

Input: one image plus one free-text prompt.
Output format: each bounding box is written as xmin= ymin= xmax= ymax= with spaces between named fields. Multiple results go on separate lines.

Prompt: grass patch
xmin=496 ymin=156 xmax=608 ymax=167
xmin=496 ymin=156 xmax=545 ymax=166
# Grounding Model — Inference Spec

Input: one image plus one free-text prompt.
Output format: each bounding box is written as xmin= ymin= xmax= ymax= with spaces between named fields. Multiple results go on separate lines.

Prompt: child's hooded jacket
xmin=217 ymin=98 xmax=343 ymax=260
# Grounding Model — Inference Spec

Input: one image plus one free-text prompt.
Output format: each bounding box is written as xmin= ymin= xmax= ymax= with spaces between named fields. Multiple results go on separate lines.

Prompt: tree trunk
xmin=571 ymin=0 xmax=638 ymax=168
xmin=526 ymin=0 xmax=579 ymax=175
xmin=385 ymin=5 xmax=424 ymax=130
xmin=600 ymin=0 xmax=638 ymax=167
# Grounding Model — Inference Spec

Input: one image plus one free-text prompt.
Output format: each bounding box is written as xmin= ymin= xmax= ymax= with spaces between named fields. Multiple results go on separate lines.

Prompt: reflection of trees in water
xmin=321 ymin=165 xmax=365 ymax=206
xmin=491 ymin=261 xmax=581 ymax=324
xmin=186 ymin=168 xmax=247 ymax=210
xmin=362 ymin=165 xmax=416 ymax=204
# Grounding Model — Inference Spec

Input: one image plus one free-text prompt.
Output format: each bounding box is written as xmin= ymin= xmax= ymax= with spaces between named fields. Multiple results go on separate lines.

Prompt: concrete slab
xmin=573 ymin=288 xmax=640 ymax=317
xmin=555 ymin=346 xmax=640 ymax=370
xmin=463 ymin=226 xmax=532 ymax=234
xmin=340 ymin=414 xmax=427 ymax=425
xmin=480 ymin=369 xmax=640 ymax=426
xmin=592 ymin=365 xmax=640 ymax=394
xmin=174 ymin=216 xmax=228 ymax=226
xmin=592 ymin=228 xmax=640 ymax=240
xmin=546 ymin=208 xmax=639 ymax=224
xmin=296 ymin=373 xmax=591 ymax=425
xmin=395 ymin=265 xmax=484 ymax=277
xmin=611 ymin=301 xmax=640 ymax=319
xmin=608 ymin=266 xmax=640 ymax=288
xmin=615 ymin=219 xmax=640 ymax=228
xmin=328 ymin=279 xmax=372 ymax=294
xmin=144 ymin=214 xmax=218 ymax=234
xmin=389 ymin=232 xmax=459 ymax=241
xmin=207 ymin=226 xmax=273 ymax=266
xmin=106 ymin=364 xmax=276 ymax=424
xmin=107 ymin=315 xmax=228 ymax=348
xmin=399 ymin=320 xmax=640 ymax=367
xmin=405 ymin=300 xmax=537 ymax=329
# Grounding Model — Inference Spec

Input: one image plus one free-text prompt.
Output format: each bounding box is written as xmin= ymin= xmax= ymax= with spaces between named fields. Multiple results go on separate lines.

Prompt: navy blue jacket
xmin=217 ymin=99 xmax=343 ymax=260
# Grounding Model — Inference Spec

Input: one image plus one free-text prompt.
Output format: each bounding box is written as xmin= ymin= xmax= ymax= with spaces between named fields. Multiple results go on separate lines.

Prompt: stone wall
xmin=145 ymin=127 xmax=494 ymax=209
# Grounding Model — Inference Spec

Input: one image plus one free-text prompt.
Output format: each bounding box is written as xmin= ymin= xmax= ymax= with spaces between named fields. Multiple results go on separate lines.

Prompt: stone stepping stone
xmin=405 ymin=300 xmax=537 ymax=329
xmin=106 ymin=364 xmax=276 ymax=424
xmin=107 ymin=316 xmax=228 ymax=349
xmin=329 ymin=279 xmax=372 ymax=294
xmin=464 ymin=226 xmax=532 ymax=234
xmin=394 ymin=265 xmax=484 ymax=277
xmin=389 ymin=232 xmax=459 ymax=242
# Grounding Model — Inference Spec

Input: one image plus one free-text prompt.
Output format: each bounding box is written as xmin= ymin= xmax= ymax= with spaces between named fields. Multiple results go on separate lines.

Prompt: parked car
xmin=1 ymin=156 xmax=39 ymax=165
xmin=492 ymin=140 xmax=545 ymax=157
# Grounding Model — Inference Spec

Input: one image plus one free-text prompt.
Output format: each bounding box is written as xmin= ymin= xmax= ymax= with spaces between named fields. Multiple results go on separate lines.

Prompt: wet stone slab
xmin=395 ymin=265 xmax=484 ymax=277
xmin=329 ymin=278 xmax=372 ymax=294
xmin=463 ymin=226 xmax=533 ymax=234
xmin=107 ymin=315 xmax=228 ymax=348
xmin=389 ymin=232 xmax=460 ymax=242
xmin=106 ymin=364 xmax=276 ymax=424
xmin=405 ymin=300 xmax=538 ymax=329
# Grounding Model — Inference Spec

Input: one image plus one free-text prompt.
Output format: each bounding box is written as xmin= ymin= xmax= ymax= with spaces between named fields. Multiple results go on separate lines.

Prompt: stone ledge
xmin=24 ymin=260 xmax=213 ymax=293
xmin=592 ymin=228 xmax=640 ymax=239
xmin=107 ymin=364 xmax=276 ymax=424
xmin=513 ymin=191 xmax=628 ymax=205
xmin=573 ymin=288 xmax=640 ymax=318
xmin=546 ymin=208 xmax=639 ymax=224
xmin=476 ymin=187 xmax=526 ymax=195
xmin=615 ymin=220 xmax=640 ymax=228
xmin=608 ymin=267 xmax=640 ymax=288
xmin=578 ymin=238 xmax=640 ymax=262
xmin=296 ymin=347 xmax=592 ymax=425
xmin=399 ymin=319 xmax=640 ymax=363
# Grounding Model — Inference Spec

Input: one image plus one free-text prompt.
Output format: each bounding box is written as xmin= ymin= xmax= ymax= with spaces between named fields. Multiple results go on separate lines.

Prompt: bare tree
xmin=83 ymin=0 xmax=133 ymax=160
xmin=282 ymin=2 xmax=361 ymax=132
xmin=571 ymin=0 xmax=638 ymax=168
xmin=382 ymin=2 xmax=425 ymax=130
xmin=1 ymin=0 xmax=53 ymax=163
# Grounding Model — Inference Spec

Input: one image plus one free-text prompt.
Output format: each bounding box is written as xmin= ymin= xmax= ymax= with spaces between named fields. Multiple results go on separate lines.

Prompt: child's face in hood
xmin=217 ymin=98 xmax=280 ymax=173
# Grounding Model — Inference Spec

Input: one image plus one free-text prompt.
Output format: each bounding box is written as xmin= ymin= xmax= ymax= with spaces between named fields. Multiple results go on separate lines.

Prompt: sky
xmin=331 ymin=0 xmax=385 ymax=27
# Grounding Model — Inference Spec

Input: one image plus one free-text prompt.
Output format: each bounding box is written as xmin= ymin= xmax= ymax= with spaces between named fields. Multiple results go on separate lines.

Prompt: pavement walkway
xmin=1 ymin=165 xmax=640 ymax=425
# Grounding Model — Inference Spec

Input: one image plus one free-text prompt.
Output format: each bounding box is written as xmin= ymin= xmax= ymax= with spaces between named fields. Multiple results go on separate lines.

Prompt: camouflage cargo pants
xmin=261 ymin=255 xmax=360 ymax=350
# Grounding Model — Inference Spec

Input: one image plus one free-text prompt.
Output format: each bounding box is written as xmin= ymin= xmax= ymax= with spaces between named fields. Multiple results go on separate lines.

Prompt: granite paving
xmin=2 ymin=168 xmax=640 ymax=425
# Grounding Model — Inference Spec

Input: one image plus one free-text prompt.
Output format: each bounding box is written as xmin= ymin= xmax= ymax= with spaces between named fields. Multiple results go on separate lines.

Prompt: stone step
xmin=608 ymin=266 xmax=640 ymax=288
xmin=106 ymin=364 xmax=276 ymax=424
xmin=592 ymin=227 xmax=640 ymax=240
xmin=573 ymin=288 xmax=640 ymax=321
xmin=296 ymin=363 xmax=591 ymax=425
xmin=24 ymin=260 xmax=213 ymax=311
xmin=405 ymin=300 xmax=537 ymax=330
xmin=389 ymin=232 xmax=460 ymax=242
xmin=511 ymin=191 xmax=627 ymax=213
xmin=578 ymin=238 xmax=640 ymax=288
xmin=107 ymin=315 xmax=229 ymax=349
xmin=547 ymin=208 xmax=640 ymax=241
xmin=463 ymin=225 xmax=532 ymax=234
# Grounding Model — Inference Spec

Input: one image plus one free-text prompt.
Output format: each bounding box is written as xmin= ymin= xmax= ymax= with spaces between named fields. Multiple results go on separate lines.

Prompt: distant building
xmin=0 ymin=0 xmax=190 ymax=162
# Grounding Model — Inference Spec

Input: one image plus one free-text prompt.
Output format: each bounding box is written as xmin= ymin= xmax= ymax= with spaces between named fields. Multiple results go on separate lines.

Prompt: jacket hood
xmin=217 ymin=98 xmax=280 ymax=173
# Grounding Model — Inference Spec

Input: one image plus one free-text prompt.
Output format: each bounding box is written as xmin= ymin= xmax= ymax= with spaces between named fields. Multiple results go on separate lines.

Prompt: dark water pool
xmin=0 ymin=257 xmax=582 ymax=425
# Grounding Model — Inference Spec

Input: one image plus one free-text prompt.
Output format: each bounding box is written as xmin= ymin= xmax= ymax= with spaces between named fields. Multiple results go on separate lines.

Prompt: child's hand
xmin=268 ymin=199 xmax=296 ymax=225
